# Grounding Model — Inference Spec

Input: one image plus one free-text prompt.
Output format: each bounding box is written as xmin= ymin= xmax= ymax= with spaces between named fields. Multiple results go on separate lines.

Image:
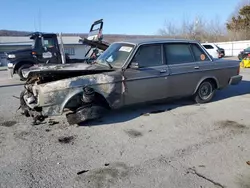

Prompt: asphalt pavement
xmin=0 ymin=67 xmax=250 ymax=188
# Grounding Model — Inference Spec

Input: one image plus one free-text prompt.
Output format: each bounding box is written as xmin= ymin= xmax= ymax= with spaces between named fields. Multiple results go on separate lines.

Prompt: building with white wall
xmin=215 ymin=40 xmax=250 ymax=57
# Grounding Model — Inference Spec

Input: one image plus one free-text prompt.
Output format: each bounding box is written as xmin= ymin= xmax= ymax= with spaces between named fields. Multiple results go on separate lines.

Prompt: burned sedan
xmin=20 ymin=39 xmax=242 ymax=124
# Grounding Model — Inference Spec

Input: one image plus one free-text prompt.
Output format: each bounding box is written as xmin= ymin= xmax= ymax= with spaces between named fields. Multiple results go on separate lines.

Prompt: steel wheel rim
xmin=198 ymin=82 xmax=213 ymax=100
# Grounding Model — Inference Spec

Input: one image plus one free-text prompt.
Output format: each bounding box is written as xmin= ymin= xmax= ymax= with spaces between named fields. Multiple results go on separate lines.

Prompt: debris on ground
xmin=48 ymin=119 xmax=59 ymax=126
xmin=104 ymin=163 xmax=109 ymax=166
xmin=45 ymin=129 xmax=51 ymax=132
xmin=77 ymin=170 xmax=89 ymax=175
xmin=246 ymin=161 xmax=250 ymax=166
xmin=58 ymin=136 xmax=75 ymax=144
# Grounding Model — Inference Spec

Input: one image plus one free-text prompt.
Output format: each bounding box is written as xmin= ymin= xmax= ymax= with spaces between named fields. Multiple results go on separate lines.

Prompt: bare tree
xmin=158 ymin=20 xmax=179 ymax=37
xmin=158 ymin=15 xmax=226 ymax=42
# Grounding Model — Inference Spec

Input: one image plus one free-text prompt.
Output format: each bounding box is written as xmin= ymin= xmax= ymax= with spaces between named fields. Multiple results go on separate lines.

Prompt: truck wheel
xmin=66 ymin=104 xmax=107 ymax=125
xmin=17 ymin=64 xmax=33 ymax=81
xmin=194 ymin=80 xmax=215 ymax=104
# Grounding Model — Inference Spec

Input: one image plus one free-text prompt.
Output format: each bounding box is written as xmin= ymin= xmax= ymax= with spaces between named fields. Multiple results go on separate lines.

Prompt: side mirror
xmin=130 ymin=62 xmax=139 ymax=69
xmin=43 ymin=46 xmax=47 ymax=52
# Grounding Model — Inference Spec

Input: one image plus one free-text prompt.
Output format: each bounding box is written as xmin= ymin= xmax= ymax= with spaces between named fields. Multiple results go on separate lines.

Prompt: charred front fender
xmin=33 ymin=73 xmax=123 ymax=117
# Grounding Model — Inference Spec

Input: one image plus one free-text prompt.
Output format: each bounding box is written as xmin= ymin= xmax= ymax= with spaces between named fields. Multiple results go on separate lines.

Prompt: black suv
xmin=238 ymin=47 xmax=250 ymax=60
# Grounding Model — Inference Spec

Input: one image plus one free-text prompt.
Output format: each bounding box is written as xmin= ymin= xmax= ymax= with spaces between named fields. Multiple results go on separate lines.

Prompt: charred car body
xmin=6 ymin=19 xmax=109 ymax=80
xmin=20 ymin=39 xmax=242 ymax=124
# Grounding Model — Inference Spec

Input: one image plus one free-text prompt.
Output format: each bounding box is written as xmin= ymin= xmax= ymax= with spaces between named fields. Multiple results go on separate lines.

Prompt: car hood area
xmin=22 ymin=63 xmax=114 ymax=84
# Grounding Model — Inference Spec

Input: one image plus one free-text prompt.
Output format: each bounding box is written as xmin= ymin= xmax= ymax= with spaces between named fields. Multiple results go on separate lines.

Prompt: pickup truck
xmin=5 ymin=19 xmax=109 ymax=80
xmin=19 ymin=38 xmax=242 ymax=125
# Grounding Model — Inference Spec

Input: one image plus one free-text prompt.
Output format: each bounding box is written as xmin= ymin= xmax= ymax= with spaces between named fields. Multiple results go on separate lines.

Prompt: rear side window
xmin=191 ymin=44 xmax=210 ymax=61
xmin=164 ymin=43 xmax=194 ymax=65
xmin=203 ymin=45 xmax=214 ymax=49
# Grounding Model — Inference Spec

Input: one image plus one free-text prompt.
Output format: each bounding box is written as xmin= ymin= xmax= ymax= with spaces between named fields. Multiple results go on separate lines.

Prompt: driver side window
xmin=132 ymin=44 xmax=162 ymax=68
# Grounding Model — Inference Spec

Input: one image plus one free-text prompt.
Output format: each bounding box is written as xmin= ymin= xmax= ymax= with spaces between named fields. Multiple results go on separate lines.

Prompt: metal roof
xmin=117 ymin=38 xmax=198 ymax=45
xmin=0 ymin=36 xmax=82 ymax=45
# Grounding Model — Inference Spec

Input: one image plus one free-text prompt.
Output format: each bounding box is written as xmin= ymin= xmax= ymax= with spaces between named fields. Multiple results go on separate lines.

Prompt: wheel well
xmin=194 ymin=78 xmax=218 ymax=94
xmin=93 ymin=92 xmax=111 ymax=109
xmin=63 ymin=91 xmax=110 ymax=113
xmin=14 ymin=61 xmax=34 ymax=73
xmin=203 ymin=78 xmax=218 ymax=89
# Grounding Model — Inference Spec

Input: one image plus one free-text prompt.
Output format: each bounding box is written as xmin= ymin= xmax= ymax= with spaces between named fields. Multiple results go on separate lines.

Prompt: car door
xmin=123 ymin=43 xmax=170 ymax=105
xmin=164 ymin=42 xmax=206 ymax=98
xmin=43 ymin=38 xmax=62 ymax=64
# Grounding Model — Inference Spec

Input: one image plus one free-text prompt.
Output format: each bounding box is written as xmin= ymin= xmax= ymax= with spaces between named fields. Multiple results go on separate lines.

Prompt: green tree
xmin=226 ymin=5 xmax=250 ymax=40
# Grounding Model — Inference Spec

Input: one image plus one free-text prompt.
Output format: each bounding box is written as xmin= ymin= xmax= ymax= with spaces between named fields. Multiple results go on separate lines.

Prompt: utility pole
xmin=59 ymin=33 xmax=66 ymax=64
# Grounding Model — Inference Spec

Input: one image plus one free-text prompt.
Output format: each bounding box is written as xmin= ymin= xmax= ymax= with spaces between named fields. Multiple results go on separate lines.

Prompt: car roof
xmin=202 ymin=43 xmax=215 ymax=45
xmin=29 ymin=32 xmax=57 ymax=39
xmin=115 ymin=38 xmax=198 ymax=45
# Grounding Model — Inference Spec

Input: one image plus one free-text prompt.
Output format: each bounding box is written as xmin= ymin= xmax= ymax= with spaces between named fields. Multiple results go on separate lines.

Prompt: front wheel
xmin=17 ymin=64 xmax=33 ymax=81
xmin=193 ymin=81 xmax=215 ymax=104
xmin=66 ymin=104 xmax=107 ymax=125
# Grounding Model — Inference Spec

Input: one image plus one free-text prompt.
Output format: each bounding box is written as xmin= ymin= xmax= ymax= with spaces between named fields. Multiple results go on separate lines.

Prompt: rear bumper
xmin=229 ymin=75 xmax=242 ymax=85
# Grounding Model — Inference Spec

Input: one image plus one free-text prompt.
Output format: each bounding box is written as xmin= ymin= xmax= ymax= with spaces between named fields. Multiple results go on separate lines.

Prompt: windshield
xmin=96 ymin=43 xmax=135 ymax=68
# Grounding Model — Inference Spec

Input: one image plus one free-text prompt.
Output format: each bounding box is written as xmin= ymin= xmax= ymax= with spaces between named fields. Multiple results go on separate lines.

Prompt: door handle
xmin=194 ymin=66 xmax=199 ymax=69
xmin=160 ymin=69 xmax=167 ymax=73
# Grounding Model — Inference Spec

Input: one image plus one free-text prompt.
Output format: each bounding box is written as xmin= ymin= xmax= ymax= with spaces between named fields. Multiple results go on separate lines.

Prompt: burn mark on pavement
xmin=14 ymin=131 xmax=30 ymax=140
xmin=76 ymin=162 xmax=129 ymax=188
xmin=58 ymin=136 xmax=75 ymax=144
xmin=124 ymin=129 xmax=143 ymax=138
xmin=1 ymin=120 xmax=17 ymax=127
xmin=217 ymin=120 xmax=247 ymax=129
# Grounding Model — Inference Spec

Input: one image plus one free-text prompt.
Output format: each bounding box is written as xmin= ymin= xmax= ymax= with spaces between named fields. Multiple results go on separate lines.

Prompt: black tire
xmin=17 ymin=64 xmax=33 ymax=81
xmin=193 ymin=80 xmax=216 ymax=104
xmin=238 ymin=54 xmax=241 ymax=60
xmin=66 ymin=104 xmax=107 ymax=125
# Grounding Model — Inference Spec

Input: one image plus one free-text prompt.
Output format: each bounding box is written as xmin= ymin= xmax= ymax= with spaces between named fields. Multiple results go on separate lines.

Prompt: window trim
xmin=163 ymin=42 xmax=196 ymax=66
xmin=190 ymin=43 xmax=210 ymax=62
xmin=128 ymin=43 xmax=165 ymax=69
xmin=202 ymin=44 xmax=214 ymax=49
xmin=192 ymin=42 xmax=213 ymax=62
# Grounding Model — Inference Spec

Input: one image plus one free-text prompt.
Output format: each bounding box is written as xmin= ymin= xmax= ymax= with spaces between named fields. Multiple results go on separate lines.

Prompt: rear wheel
xmin=17 ymin=64 xmax=33 ymax=81
xmin=193 ymin=80 xmax=215 ymax=104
